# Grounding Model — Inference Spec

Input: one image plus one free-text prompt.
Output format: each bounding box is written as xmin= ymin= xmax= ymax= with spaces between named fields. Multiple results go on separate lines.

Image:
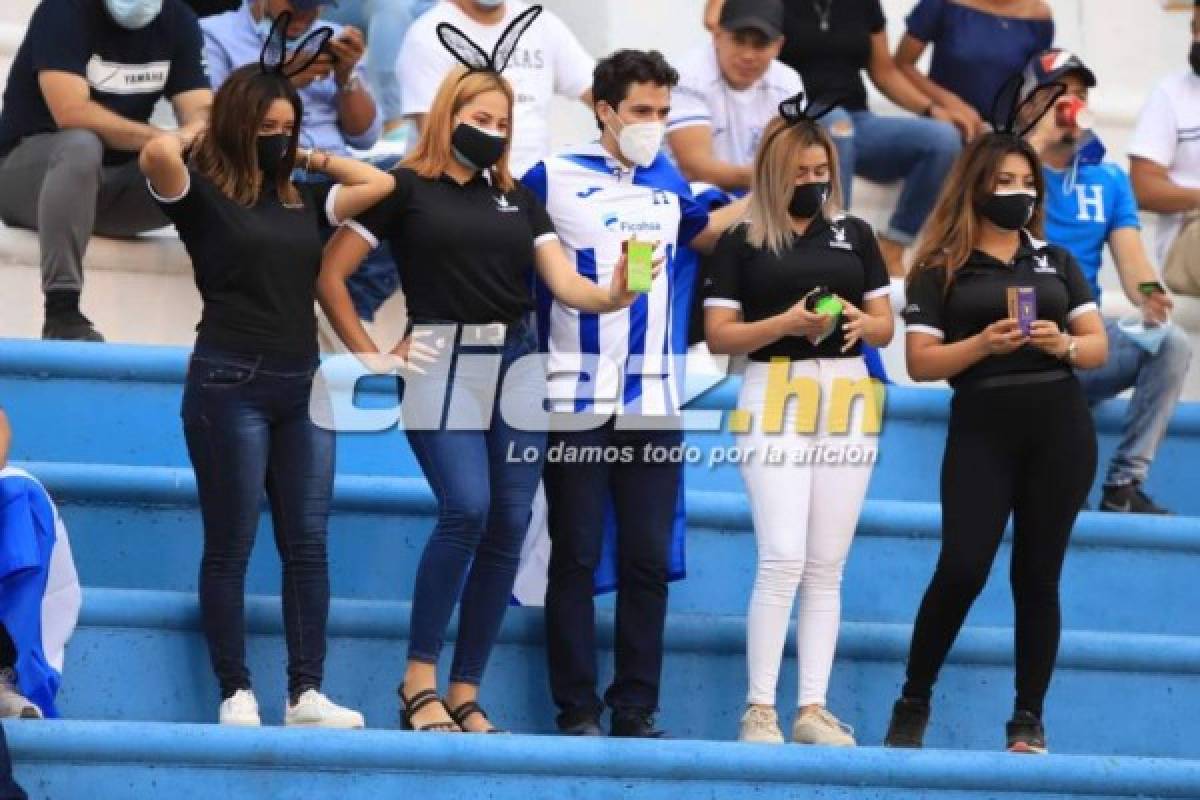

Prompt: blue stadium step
xmin=31 ymin=461 xmax=1200 ymax=635
xmin=3 ymin=338 xmax=1198 ymax=513
xmin=8 ymin=720 xmax=1200 ymax=800
xmin=60 ymin=588 xmax=1200 ymax=758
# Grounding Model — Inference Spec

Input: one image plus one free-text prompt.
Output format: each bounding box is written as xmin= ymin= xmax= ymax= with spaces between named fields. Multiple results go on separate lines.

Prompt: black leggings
xmin=901 ymin=376 xmax=1097 ymax=718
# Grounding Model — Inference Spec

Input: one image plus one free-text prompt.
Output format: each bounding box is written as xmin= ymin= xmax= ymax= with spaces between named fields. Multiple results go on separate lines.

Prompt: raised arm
xmin=139 ymin=133 xmax=190 ymax=200
xmin=299 ymin=150 xmax=395 ymax=223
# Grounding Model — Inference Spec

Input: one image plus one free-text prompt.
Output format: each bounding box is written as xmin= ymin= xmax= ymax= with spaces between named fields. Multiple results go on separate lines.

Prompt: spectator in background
xmin=527 ymin=49 xmax=747 ymax=739
xmin=0 ymin=408 xmax=40 ymax=721
xmin=895 ymin=0 xmax=1054 ymax=140
xmin=1023 ymin=51 xmax=1189 ymax=515
xmin=757 ymin=0 xmax=964 ymax=277
xmin=183 ymin=0 xmax=239 ymax=15
xmin=396 ymin=0 xmax=594 ymax=177
xmin=323 ymin=0 xmax=438 ymax=139
xmin=1129 ymin=3 xmax=1200 ymax=298
xmin=0 ymin=0 xmax=212 ymax=342
xmin=670 ymin=0 xmax=802 ymax=194
xmin=203 ymin=0 xmax=400 ymax=338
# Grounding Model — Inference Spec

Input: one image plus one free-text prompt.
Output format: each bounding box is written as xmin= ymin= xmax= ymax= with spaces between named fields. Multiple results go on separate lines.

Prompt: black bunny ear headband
xmin=259 ymin=10 xmax=335 ymax=79
xmin=988 ymin=71 xmax=1066 ymax=139
xmin=436 ymin=4 xmax=543 ymax=77
xmin=760 ymin=91 xmax=849 ymax=152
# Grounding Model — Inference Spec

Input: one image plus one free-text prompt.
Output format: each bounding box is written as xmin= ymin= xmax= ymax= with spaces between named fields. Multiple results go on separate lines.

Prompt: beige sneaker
xmin=792 ymin=707 xmax=856 ymax=747
xmin=738 ymin=706 xmax=784 ymax=744
xmin=285 ymin=689 xmax=365 ymax=729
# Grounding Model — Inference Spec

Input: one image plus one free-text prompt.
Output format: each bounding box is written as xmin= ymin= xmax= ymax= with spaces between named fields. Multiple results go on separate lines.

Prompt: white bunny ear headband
xmin=435 ymin=4 xmax=543 ymax=76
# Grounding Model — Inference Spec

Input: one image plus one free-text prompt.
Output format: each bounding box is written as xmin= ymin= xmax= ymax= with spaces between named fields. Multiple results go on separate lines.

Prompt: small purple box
xmin=1008 ymin=287 xmax=1037 ymax=335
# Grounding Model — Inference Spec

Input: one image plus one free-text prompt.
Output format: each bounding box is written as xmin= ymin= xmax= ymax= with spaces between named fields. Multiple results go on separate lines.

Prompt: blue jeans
xmin=323 ymin=0 xmax=437 ymax=122
xmin=822 ymin=109 xmax=961 ymax=244
xmin=182 ymin=345 xmax=335 ymax=700
xmin=1075 ymin=317 xmax=1192 ymax=487
xmin=403 ymin=320 xmax=547 ymax=685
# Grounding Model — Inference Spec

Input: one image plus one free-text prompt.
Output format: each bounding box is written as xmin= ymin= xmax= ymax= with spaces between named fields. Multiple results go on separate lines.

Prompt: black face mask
xmin=789 ymin=181 xmax=829 ymax=219
xmin=978 ymin=191 xmax=1037 ymax=231
xmin=1191 ymin=42 xmax=1200 ymax=76
xmin=451 ymin=122 xmax=507 ymax=171
xmin=256 ymin=133 xmax=291 ymax=179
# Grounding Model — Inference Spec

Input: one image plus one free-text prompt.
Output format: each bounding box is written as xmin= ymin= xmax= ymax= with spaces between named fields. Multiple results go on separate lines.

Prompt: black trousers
xmin=543 ymin=421 xmax=682 ymax=719
xmin=901 ymin=376 xmax=1096 ymax=718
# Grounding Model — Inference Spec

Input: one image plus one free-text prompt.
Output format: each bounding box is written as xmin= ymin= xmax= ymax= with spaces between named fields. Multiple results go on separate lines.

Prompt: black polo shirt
xmin=0 ymin=0 xmax=208 ymax=165
xmin=902 ymin=232 xmax=1098 ymax=390
xmin=347 ymin=167 xmax=556 ymax=325
xmin=703 ymin=214 xmax=891 ymax=362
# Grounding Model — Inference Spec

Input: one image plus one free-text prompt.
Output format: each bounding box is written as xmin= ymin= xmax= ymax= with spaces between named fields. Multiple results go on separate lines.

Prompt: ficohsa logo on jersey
xmin=602 ymin=213 xmax=663 ymax=235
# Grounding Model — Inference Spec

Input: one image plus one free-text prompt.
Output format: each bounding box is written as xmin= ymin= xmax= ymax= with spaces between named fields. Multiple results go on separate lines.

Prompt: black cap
xmin=1020 ymin=49 xmax=1097 ymax=102
xmin=718 ymin=0 xmax=785 ymax=41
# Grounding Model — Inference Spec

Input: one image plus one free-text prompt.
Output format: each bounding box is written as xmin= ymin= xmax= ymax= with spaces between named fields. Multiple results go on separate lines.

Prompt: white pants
xmin=738 ymin=358 xmax=878 ymax=707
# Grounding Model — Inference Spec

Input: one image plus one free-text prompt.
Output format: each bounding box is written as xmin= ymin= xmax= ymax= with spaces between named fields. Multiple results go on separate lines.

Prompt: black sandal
xmin=399 ymin=688 xmax=460 ymax=732
xmin=447 ymin=700 xmax=506 ymax=734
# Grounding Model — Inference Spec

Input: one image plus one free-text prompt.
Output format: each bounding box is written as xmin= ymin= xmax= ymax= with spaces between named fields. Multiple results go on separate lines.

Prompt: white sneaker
xmin=792 ymin=707 xmax=856 ymax=747
xmin=285 ymin=689 xmax=365 ymax=729
xmin=0 ymin=669 xmax=41 ymax=719
xmin=218 ymin=689 xmax=262 ymax=727
xmin=738 ymin=706 xmax=784 ymax=744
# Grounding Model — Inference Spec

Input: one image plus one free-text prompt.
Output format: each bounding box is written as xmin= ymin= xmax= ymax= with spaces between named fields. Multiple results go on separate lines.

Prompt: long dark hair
xmin=191 ymin=65 xmax=304 ymax=207
xmin=909 ymin=134 xmax=1046 ymax=288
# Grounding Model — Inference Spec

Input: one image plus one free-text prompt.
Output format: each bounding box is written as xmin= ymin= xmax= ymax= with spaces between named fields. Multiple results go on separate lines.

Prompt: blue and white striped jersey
xmin=523 ymin=142 xmax=710 ymax=416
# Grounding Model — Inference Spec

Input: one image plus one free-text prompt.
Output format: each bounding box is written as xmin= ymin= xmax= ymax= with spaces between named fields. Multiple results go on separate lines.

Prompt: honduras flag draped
xmin=0 ymin=467 xmax=81 ymax=718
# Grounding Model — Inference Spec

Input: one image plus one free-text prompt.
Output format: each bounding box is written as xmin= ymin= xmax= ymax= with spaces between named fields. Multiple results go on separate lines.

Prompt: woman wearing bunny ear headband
xmin=140 ymin=13 xmax=398 ymax=730
xmin=886 ymin=77 xmax=1107 ymax=755
xmin=703 ymin=92 xmax=894 ymax=748
xmin=318 ymin=5 xmax=650 ymax=735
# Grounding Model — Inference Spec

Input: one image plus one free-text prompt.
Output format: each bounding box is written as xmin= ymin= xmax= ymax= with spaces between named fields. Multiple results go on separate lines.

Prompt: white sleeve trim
xmin=534 ymin=232 xmax=559 ymax=247
xmin=325 ymin=183 xmax=342 ymax=226
xmin=906 ymin=324 xmax=945 ymax=339
xmin=1067 ymin=301 xmax=1099 ymax=322
xmin=666 ymin=117 xmax=713 ymax=134
xmin=344 ymin=219 xmax=379 ymax=250
xmin=863 ymin=286 xmax=892 ymax=301
xmin=145 ymin=173 xmax=190 ymax=204
xmin=703 ymin=297 xmax=742 ymax=310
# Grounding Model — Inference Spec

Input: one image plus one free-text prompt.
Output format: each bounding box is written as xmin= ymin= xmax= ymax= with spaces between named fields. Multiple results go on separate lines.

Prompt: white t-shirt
xmin=396 ymin=0 xmax=594 ymax=176
xmin=667 ymin=43 xmax=804 ymax=169
xmin=1128 ymin=69 xmax=1200 ymax=264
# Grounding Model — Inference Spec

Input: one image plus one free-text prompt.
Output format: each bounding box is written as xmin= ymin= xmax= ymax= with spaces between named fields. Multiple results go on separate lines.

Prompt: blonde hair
xmin=746 ymin=118 xmax=843 ymax=256
xmin=403 ymin=66 xmax=517 ymax=192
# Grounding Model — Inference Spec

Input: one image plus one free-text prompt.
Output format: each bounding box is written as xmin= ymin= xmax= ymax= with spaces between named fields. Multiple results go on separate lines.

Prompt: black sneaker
xmin=1006 ymin=711 xmax=1048 ymax=754
xmin=556 ymin=707 xmax=604 ymax=737
xmin=610 ymin=708 xmax=666 ymax=739
xmin=884 ymin=697 xmax=930 ymax=748
xmin=42 ymin=310 xmax=105 ymax=342
xmin=1100 ymin=484 xmax=1170 ymax=515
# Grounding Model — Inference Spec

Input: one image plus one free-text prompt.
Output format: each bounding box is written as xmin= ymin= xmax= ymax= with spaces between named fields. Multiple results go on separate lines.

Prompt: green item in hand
xmin=814 ymin=294 xmax=844 ymax=317
xmin=626 ymin=240 xmax=654 ymax=293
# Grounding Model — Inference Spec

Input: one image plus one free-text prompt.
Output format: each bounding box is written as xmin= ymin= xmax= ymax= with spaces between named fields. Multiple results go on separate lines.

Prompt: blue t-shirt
xmin=1043 ymin=161 xmax=1142 ymax=306
xmin=0 ymin=0 xmax=208 ymax=165
xmin=906 ymin=0 xmax=1053 ymax=119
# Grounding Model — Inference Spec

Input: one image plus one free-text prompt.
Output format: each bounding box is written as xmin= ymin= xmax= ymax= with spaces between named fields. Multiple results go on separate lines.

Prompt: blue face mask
xmin=103 ymin=0 xmax=163 ymax=30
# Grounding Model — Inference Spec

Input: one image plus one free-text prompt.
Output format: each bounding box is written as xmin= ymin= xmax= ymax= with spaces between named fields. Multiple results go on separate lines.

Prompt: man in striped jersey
xmin=522 ymin=49 xmax=747 ymax=738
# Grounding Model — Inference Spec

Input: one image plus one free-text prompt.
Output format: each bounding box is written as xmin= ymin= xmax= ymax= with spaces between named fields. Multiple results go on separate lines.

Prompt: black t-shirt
xmin=902 ymin=233 xmax=1097 ymax=390
xmin=0 ymin=0 xmax=208 ymax=165
xmin=704 ymin=214 xmax=891 ymax=361
xmin=779 ymin=0 xmax=887 ymax=113
xmin=153 ymin=169 xmax=332 ymax=358
xmin=349 ymin=167 xmax=556 ymax=324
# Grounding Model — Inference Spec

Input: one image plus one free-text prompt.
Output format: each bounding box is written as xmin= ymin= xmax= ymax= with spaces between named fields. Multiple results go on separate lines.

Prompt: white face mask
xmin=103 ymin=0 xmax=163 ymax=30
xmin=607 ymin=114 xmax=665 ymax=169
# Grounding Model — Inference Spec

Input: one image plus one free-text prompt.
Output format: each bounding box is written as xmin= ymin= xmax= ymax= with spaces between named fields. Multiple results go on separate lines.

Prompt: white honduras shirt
xmin=667 ymin=43 xmax=804 ymax=169
xmin=1129 ymin=70 xmax=1200 ymax=264
xmin=396 ymin=0 xmax=594 ymax=176
xmin=523 ymin=142 xmax=711 ymax=416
